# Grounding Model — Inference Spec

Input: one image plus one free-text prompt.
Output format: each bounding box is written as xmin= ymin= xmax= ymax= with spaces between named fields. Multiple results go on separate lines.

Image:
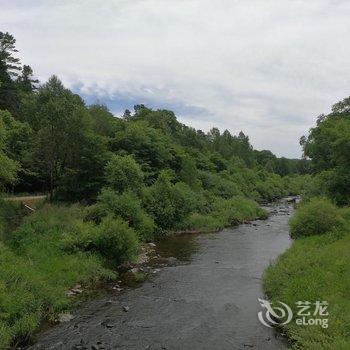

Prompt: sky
xmin=1 ymin=0 xmax=350 ymax=158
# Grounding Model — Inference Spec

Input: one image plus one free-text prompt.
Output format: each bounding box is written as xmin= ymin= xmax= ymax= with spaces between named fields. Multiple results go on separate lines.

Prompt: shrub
xmin=198 ymin=171 xmax=243 ymax=199
xmin=96 ymin=216 xmax=139 ymax=263
xmin=289 ymin=197 xmax=344 ymax=238
xmin=183 ymin=196 xmax=267 ymax=233
xmin=63 ymin=215 xmax=139 ymax=264
xmin=85 ymin=188 xmax=155 ymax=241
xmin=283 ymin=174 xmax=311 ymax=196
xmin=211 ymin=196 xmax=268 ymax=225
xmin=184 ymin=213 xmax=225 ymax=232
xmin=142 ymin=172 xmax=196 ymax=231
xmin=255 ymin=174 xmax=288 ymax=201
xmin=105 ymin=154 xmax=144 ymax=194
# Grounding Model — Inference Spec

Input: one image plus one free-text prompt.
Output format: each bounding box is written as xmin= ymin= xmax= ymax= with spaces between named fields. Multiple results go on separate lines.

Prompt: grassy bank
xmin=183 ymin=196 xmax=268 ymax=233
xmin=0 ymin=200 xmax=137 ymax=349
xmin=264 ymin=199 xmax=350 ymax=349
xmin=0 ymin=194 xmax=268 ymax=348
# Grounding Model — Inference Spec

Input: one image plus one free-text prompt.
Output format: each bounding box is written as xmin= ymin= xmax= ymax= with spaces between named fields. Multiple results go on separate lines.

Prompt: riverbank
xmin=29 ymin=199 xmax=294 ymax=349
xmin=0 ymin=195 xmax=268 ymax=349
xmin=264 ymin=200 xmax=350 ymax=349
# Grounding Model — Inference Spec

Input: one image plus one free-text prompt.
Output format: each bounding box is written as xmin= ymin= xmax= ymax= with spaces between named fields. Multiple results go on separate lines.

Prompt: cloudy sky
xmin=1 ymin=0 xmax=350 ymax=157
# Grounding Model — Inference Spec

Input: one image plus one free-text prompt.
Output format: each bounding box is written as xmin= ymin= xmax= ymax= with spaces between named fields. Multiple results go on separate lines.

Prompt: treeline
xmin=0 ymin=32 xmax=308 ymax=203
xmin=300 ymin=97 xmax=350 ymax=205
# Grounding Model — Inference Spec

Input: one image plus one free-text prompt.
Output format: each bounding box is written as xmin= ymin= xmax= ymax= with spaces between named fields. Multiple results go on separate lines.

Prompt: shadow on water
xmin=156 ymin=233 xmax=200 ymax=262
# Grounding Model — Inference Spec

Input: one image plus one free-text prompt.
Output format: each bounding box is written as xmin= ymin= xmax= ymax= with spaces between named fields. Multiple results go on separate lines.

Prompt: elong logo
xmin=258 ymin=298 xmax=329 ymax=329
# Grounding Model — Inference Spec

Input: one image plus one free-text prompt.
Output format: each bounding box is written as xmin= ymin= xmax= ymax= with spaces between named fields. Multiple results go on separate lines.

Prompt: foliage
xmin=85 ymin=188 xmax=155 ymax=241
xmin=105 ymin=154 xmax=144 ymax=194
xmin=62 ymin=215 xmax=139 ymax=264
xmin=111 ymin=120 xmax=174 ymax=181
xmin=0 ymin=32 xmax=21 ymax=113
xmin=0 ymin=110 xmax=20 ymax=186
xmin=301 ymin=100 xmax=350 ymax=205
xmin=142 ymin=171 xmax=197 ymax=232
xmin=0 ymin=31 xmax=308 ymax=201
xmin=183 ymin=196 xmax=268 ymax=232
xmin=0 ymin=204 xmax=115 ymax=348
xmin=289 ymin=197 xmax=344 ymax=238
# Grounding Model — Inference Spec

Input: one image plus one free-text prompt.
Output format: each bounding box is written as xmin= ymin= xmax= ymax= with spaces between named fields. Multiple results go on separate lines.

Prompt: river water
xmin=30 ymin=199 xmax=294 ymax=350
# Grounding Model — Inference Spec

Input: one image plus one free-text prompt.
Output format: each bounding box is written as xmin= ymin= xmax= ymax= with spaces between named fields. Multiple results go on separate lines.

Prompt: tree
xmin=0 ymin=32 xmax=21 ymax=112
xmin=19 ymin=75 xmax=108 ymax=201
xmin=0 ymin=110 xmax=19 ymax=187
xmin=142 ymin=171 xmax=195 ymax=230
xmin=331 ymin=96 xmax=350 ymax=114
xmin=122 ymin=109 xmax=131 ymax=119
xmin=35 ymin=76 xmax=84 ymax=199
xmin=112 ymin=121 xmax=172 ymax=180
xmin=88 ymin=103 xmax=120 ymax=138
xmin=17 ymin=65 xmax=38 ymax=93
xmin=105 ymin=154 xmax=144 ymax=194
xmin=0 ymin=109 xmax=32 ymax=187
xmin=302 ymin=97 xmax=350 ymax=204
xmin=56 ymin=131 xmax=108 ymax=202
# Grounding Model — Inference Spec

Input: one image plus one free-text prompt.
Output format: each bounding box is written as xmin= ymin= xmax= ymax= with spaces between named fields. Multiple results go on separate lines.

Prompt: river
xmin=30 ymin=199 xmax=294 ymax=350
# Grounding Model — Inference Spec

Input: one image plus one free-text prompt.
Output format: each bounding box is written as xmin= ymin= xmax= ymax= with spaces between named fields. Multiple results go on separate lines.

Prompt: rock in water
xmin=58 ymin=313 xmax=75 ymax=322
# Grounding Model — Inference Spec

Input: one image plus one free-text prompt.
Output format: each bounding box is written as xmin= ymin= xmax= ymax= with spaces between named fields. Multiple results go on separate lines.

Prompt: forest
xmin=4 ymin=28 xmax=350 ymax=350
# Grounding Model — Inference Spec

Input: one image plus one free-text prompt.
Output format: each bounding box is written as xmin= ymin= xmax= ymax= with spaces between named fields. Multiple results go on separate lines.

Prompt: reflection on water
xmin=156 ymin=233 xmax=200 ymax=261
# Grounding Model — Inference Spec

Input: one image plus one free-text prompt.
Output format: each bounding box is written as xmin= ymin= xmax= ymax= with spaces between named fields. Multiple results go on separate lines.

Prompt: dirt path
xmin=5 ymin=195 xmax=46 ymax=209
xmin=30 ymin=200 xmax=293 ymax=350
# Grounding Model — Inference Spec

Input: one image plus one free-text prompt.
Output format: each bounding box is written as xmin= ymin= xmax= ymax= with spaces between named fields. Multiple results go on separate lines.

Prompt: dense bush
xmin=96 ymin=215 xmax=139 ymax=262
xmin=142 ymin=171 xmax=197 ymax=231
xmin=183 ymin=196 xmax=268 ymax=232
xmin=184 ymin=213 xmax=224 ymax=233
xmin=289 ymin=197 xmax=344 ymax=238
xmin=85 ymin=188 xmax=155 ymax=241
xmin=63 ymin=216 xmax=139 ymax=264
xmin=105 ymin=154 xmax=144 ymax=194
xmin=211 ymin=197 xmax=268 ymax=225
xmin=199 ymin=171 xmax=243 ymax=199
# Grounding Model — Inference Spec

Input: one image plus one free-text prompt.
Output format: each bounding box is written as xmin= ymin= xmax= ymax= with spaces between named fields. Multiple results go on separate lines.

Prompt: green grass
xmin=0 ymin=203 xmax=140 ymax=349
xmin=264 ymin=208 xmax=350 ymax=349
xmin=0 ymin=242 xmax=113 ymax=349
xmin=184 ymin=196 xmax=268 ymax=232
xmin=289 ymin=197 xmax=345 ymax=238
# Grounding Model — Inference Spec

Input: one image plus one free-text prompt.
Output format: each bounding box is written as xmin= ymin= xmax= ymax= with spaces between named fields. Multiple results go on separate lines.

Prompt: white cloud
xmin=1 ymin=0 xmax=350 ymax=157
